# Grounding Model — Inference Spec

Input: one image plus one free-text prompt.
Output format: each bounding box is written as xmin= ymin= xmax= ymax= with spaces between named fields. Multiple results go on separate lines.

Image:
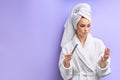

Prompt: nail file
xmin=71 ymin=44 xmax=78 ymax=54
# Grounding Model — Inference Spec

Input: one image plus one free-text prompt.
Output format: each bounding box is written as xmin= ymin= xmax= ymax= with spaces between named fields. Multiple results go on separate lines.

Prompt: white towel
xmin=61 ymin=3 xmax=91 ymax=47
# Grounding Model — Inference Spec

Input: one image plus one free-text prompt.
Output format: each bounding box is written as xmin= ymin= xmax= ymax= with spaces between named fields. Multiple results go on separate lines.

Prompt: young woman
xmin=59 ymin=3 xmax=111 ymax=80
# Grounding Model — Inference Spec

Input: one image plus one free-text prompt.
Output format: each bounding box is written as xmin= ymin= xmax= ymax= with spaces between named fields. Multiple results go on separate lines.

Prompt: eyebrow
xmin=79 ymin=23 xmax=90 ymax=25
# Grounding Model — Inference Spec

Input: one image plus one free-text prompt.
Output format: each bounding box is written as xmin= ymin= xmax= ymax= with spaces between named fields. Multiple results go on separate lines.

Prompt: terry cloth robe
xmin=59 ymin=34 xmax=111 ymax=80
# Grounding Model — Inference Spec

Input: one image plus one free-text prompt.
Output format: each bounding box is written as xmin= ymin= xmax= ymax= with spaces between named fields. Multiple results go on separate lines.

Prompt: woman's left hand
xmin=100 ymin=48 xmax=110 ymax=68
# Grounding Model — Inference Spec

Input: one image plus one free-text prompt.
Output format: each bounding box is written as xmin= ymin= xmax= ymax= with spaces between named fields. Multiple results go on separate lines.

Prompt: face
xmin=76 ymin=17 xmax=90 ymax=38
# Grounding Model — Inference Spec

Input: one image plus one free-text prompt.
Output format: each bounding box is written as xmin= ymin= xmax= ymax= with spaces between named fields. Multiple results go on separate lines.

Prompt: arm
xmin=96 ymin=40 xmax=111 ymax=77
xmin=59 ymin=47 xmax=73 ymax=80
xmin=97 ymin=57 xmax=111 ymax=77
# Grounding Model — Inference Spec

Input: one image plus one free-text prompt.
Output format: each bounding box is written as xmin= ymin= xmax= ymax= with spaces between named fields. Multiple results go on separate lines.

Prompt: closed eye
xmin=87 ymin=24 xmax=90 ymax=27
xmin=80 ymin=24 xmax=85 ymax=27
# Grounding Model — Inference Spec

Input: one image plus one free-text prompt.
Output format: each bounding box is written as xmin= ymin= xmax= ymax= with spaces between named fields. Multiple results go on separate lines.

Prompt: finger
xmin=104 ymin=48 xmax=110 ymax=57
xmin=65 ymin=54 xmax=72 ymax=58
xmin=100 ymin=56 xmax=104 ymax=62
xmin=107 ymin=48 xmax=110 ymax=55
xmin=103 ymin=54 xmax=110 ymax=61
xmin=65 ymin=55 xmax=72 ymax=60
xmin=103 ymin=52 xmax=106 ymax=58
xmin=104 ymin=52 xmax=109 ymax=57
xmin=65 ymin=56 xmax=71 ymax=60
xmin=105 ymin=48 xmax=107 ymax=53
xmin=105 ymin=53 xmax=110 ymax=58
xmin=106 ymin=48 xmax=110 ymax=54
xmin=104 ymin=56 xmax=109 ymax=61
xmin=66 ymin=54 xmax=72 ymax=56
xmin=106 ymin=48 xmax=110 ymax=51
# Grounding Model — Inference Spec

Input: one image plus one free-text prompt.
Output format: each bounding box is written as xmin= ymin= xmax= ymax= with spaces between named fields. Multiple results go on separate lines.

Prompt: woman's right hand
xmin=63 ymin=54 xmax=73 ymax=68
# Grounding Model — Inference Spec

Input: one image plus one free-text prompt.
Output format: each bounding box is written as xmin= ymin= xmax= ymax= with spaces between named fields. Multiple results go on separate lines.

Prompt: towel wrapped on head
xmin=61 ymin=3 xmax=91 ymax=47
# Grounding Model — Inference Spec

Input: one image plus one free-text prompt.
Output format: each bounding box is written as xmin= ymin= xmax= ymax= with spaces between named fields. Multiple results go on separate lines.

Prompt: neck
xmin=77 ymin=34 xmax=87 ymax=47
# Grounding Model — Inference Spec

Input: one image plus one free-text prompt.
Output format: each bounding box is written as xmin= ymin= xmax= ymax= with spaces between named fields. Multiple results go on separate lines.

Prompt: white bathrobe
xmin=59 ymin=34 xmax=111 ymax=80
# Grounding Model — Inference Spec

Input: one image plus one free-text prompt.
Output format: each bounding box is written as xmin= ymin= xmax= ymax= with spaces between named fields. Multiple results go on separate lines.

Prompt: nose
xmin=84 ymin=27 xmax=87 ymax=31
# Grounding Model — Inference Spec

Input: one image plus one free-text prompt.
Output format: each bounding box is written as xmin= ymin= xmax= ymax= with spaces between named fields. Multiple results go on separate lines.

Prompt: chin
xmin=83 ymin=34 xmax=88 ymax=37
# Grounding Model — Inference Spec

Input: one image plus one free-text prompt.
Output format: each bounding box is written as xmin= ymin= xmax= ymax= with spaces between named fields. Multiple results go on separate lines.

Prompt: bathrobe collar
xmin=72 ymin=33 xmax=97 ymax=72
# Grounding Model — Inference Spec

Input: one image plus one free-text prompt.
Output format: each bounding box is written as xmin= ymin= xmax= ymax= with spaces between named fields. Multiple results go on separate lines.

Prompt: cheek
xmin=77 ymin=29 xmax=83 ymax=34
xmin=77 ymin=27 xmax=82 ymax=31
xmin=77 ymin=28 xmax=81 ymax=33
xmin=88 ymin=28 xmax=90 ymax=31
xmin=79 ymin=28 xmax=84 ymax=32
xmin=86 ymin=27 xmax=90 ymax=31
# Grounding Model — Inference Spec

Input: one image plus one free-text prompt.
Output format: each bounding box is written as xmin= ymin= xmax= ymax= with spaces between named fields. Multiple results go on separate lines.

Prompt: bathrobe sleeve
xmin=59 ymin=46 xmax=73 ymax=80
xmin=96 ymin=39 xmax=111 ymax=77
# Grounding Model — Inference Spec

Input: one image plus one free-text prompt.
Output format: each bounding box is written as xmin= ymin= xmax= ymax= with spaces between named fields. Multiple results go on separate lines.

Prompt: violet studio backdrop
xmin=0 ymin=0 xmax=119 ymax=80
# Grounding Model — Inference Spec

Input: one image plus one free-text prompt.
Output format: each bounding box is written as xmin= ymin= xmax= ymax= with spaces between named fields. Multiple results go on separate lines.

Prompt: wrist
xmin=100 ymin=61 xmax=106 ymax=68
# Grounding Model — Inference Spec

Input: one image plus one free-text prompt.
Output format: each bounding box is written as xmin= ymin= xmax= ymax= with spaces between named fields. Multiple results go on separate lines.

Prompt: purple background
xmin=0 ymin=0 xmax=119 ymax=80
